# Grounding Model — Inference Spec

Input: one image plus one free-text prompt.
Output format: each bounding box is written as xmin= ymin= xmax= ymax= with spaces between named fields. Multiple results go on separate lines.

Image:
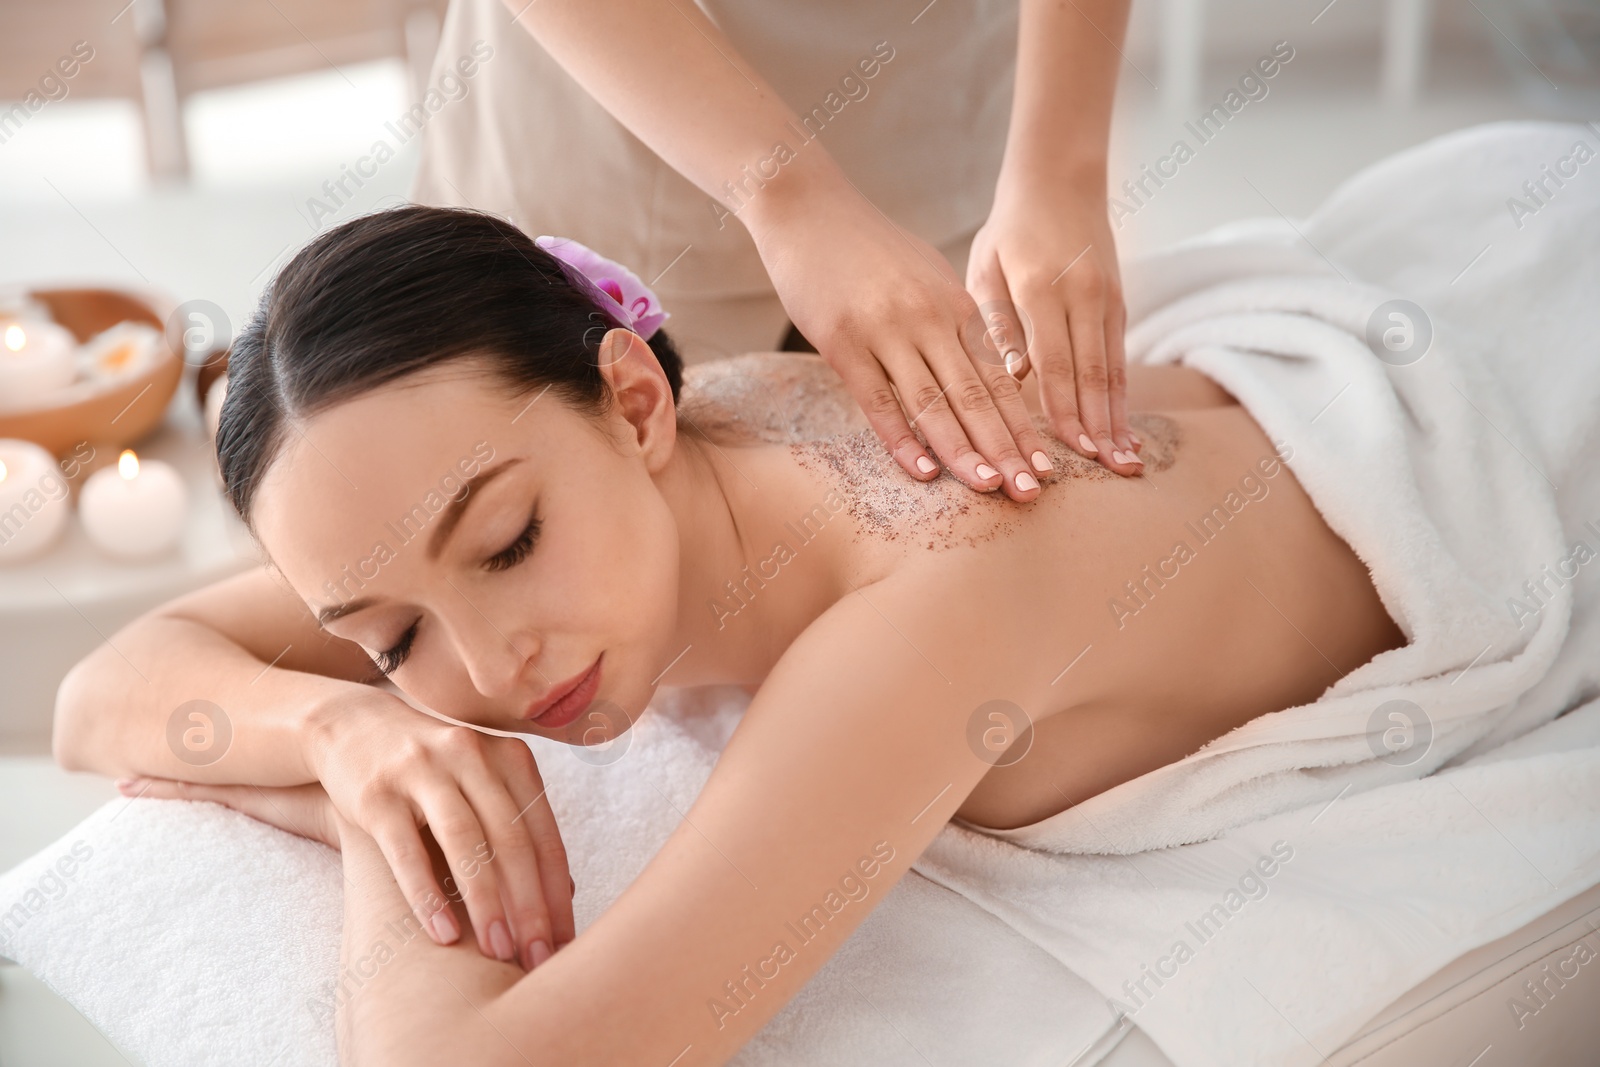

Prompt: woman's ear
xmin=596 ymin=328 xmax=677 ymax=471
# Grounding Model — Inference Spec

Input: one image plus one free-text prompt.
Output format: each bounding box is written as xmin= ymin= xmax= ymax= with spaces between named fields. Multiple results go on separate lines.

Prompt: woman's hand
xmin=967 ymin=184 xmax=1140 ymax=473
xmin=751 ymin=185 xmax=1057 ymax=502
xmin=300 ymin=690 xmax=574 ymax=971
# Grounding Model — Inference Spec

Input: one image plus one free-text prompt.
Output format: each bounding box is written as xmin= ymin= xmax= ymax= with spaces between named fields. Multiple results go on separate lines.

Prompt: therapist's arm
xmin=503 ymin=0 xmax=1056 ymax=501
xmin=967 ymin=0 xmax=1138 ymax=472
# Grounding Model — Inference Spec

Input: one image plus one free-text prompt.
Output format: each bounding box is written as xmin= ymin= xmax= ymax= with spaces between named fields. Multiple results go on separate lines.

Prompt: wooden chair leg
xmin=130 ymin=0 xmax=188 ymax=181
xmin=138 ymin=45 xmax=189 ymax=182
xmin=404 ymin=4 xmax=442 ymax=104
xmin=1160 ymin=0 xmax=1205 ymax=115
xmin=1383 ymin=0 xmax=1432 ymax=105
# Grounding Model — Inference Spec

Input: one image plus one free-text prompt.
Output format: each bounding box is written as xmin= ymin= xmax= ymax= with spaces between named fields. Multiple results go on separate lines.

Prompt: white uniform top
xmin=411 ymin=0 xmax=1019 ymax=301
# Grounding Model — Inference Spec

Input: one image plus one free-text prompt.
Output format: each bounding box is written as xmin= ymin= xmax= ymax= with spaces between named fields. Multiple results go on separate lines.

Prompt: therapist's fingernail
xmin=975 ymin=463 xmax=999 ymax=480
xmin=488 ymin=919 xmax=515 ymax=962
xmin=915 ymin=455 xmax=938 ymax=475
xmin=1077 ymin=434 xmax=1098 ymax=455
xmin=530 ymin=939 xmax=552 ymax=968
xmin=1111 ymin=450 xmax=1129 ymax=464
xmin=1030 ymin=450 xmax=1053 ymax=473
xmin=1015 ymin=471 xmax=1039 ymax=492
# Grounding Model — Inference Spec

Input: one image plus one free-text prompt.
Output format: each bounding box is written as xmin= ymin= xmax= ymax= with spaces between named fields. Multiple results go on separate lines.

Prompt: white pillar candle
xmin=79 ymin=449 xmax=188 ymax=559
xmin=0 ymin=319 xmax=78 ymax=408
xmin=0 ymin=438 xmax=72 ymax=564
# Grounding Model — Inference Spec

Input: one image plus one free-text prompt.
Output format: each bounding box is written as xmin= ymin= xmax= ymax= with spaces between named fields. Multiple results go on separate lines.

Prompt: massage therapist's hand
xmin=752 ymin=185 xmax=1056 ymax=501
xmin=304 ymin=690 xmax=574 ymax=969
xmin=967 ymin=182 xmax=1140 ymax=473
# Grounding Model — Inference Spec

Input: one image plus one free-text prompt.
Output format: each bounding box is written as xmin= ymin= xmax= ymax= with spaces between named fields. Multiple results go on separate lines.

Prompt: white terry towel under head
xmin=963 ymin=120 xmax=1600 ymax=856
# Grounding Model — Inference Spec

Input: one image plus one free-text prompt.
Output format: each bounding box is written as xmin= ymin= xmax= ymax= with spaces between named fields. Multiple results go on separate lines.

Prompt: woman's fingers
xmin=413 ymin=783 xmax=520 ymax=964
xmin=463 ymin=743 xmax=572 ymax=970
xmin=879 ymin=344 xmax=1005 ymax=491
xmin=492 ymin=739 xmax=582 ymax=953
xmin=830 ymin=351 xmax=942 ymax=483
xmin=1061 ymin=272 xmax=1140 ymax=475
xmin=965 ymin=269 xmax=1056 ymax=489
xmin=1103 ymin=295 xmax=1134 ymax=454
xmin=493 ymin=746 xmax=575 ymax=959
xmin=366 ymin=804 xmax=463 ymax=947
xmin=1023 ymin=294 xmax=1095 ymax=461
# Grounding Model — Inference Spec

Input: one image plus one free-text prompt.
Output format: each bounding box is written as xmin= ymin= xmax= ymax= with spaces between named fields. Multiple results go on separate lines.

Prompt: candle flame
xmin=3 ymin=324 xmax=24 ymax=352
xmin=118 ymin=450 xmax=140 ymax=480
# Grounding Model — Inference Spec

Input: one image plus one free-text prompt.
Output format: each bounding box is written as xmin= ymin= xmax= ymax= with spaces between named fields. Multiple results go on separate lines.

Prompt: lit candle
xmin=0 ymin=319 xmax=77 ymax=409
xmin=0 ymin=438 xmax=71 ymax=564
xmin=79 ymin=449 xmax=187 ymax=559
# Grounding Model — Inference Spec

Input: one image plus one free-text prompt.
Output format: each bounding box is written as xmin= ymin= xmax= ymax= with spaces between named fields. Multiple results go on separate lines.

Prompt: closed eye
xmin=487 ymin=509 xmax=540 ymax=572
xmin=368 ymin=619 xmax=419 ymax=680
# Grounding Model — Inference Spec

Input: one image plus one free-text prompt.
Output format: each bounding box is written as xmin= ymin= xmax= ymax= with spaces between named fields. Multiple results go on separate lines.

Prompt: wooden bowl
xmin=0 ymin=287 xmax=190 ymax=459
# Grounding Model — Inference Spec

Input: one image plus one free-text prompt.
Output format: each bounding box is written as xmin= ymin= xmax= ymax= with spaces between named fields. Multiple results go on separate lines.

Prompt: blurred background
xmin=0 ymin=0 xmax=1596 ymax=1059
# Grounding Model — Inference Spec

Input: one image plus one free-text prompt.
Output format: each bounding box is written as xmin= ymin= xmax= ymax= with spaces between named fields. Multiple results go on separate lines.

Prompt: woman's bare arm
xmin=53 ymin=565 xmax=377 ymax=784
xmin=503 ymin=1 xmax=1053 ymax=498
xmin=325 ymin=580 xmax=1007 ymax=1065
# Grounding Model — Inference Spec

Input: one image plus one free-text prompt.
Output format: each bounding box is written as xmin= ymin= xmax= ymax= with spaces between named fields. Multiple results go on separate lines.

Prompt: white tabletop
xmin=0 ymin=383 xmax=261 ymax=749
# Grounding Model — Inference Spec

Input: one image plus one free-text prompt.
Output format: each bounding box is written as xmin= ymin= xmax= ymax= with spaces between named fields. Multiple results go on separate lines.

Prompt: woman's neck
xmin=653 ymin=432 xmax=852 ymax=689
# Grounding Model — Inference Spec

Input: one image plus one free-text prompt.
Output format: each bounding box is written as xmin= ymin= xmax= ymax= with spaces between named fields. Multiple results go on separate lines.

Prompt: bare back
xmin=679 ymin=354 xmax=1405 ymax=831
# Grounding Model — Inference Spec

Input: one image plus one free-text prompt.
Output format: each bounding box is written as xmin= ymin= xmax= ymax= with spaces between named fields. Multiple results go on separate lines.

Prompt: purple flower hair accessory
xmin=535 ymin=235 xmax=671 ymax=340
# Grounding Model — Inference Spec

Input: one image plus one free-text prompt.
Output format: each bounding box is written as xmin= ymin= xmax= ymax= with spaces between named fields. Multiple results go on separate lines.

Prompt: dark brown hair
xmin=216 ymin=205 xmax=683 ymax=525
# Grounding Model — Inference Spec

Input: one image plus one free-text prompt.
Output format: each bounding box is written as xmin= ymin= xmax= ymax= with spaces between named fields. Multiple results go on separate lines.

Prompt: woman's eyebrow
xmin=426 ymin=458 xmax=523 ymax=561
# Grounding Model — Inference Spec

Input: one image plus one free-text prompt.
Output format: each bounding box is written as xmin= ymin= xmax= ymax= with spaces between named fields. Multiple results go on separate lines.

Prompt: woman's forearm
xmin=502 ymin=0 xmax=853 ymax=238
xmin=53 ymin=613 xmax=354 ymax=786
xmin=333 ymin=821 xmax=523 ymax=1066
xmin=997 ymin=0 xmax=1132 ymax=200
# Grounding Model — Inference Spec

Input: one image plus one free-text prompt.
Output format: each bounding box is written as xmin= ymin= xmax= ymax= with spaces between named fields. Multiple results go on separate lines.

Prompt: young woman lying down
xmin=54 ymin=207 xmax=1403 ymax=1065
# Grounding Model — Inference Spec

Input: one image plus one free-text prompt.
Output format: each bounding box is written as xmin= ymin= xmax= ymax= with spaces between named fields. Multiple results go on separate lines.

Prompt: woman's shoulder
xmin=678 ymin=352 xmax=869 ymax=446
xmin=786 ymin=411 xmax=1183 ymax=560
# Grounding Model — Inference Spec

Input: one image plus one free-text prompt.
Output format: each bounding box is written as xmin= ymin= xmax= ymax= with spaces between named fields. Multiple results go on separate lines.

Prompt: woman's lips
xmin=525 ymin=654 xmax=602 ymax=729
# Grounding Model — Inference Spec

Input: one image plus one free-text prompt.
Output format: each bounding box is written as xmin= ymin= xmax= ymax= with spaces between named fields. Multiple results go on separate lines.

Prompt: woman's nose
xmin=445 ymin=599 xmax=539 ymax=700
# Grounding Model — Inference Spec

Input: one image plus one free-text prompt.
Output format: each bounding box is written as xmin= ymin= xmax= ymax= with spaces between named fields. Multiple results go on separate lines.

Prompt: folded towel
xmin=916 ymin=694 xmax=1600 ymax=1067
xmin=963 ymin=120 xmax=1600 ymax=856
xmin=0 ymin=685 xmax=1112 ymax=1066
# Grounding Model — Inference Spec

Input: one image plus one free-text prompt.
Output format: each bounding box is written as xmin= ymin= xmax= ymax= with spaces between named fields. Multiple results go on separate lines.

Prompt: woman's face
xmin=252 ymin=353 xmax=682 ymax=744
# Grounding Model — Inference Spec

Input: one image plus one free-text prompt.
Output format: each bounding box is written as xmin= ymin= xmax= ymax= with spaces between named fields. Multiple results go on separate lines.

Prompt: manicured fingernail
xmin=1127 ymin=452 xmax=1145 ymax=466
xmin=428 ymin=908 xmax=459 ymax=945
xmin=488 ymin=919 xmax=515 ymax=961
xmin=915 ymin=455 xmax=938 ymax=474
xmin=1111 ymin=450 xmax=1128 ymax=463
xmin=1077 ymin=434 xmax=1098 ymax=455
xmin=975 ymin=463 xmax=999 ymax=480
xmin=530 ymin=939 xmax=552 ymax=968
xmin=1030 ymin=450 xmax=1052 ymax=473
xmin=1131 ymin=432 xmax=1143 ymax=447
xmin=1004 ymin=350 xmax=1024 ymax=376
xmin=1015 ymin=471 xmax=1039 ymax=492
